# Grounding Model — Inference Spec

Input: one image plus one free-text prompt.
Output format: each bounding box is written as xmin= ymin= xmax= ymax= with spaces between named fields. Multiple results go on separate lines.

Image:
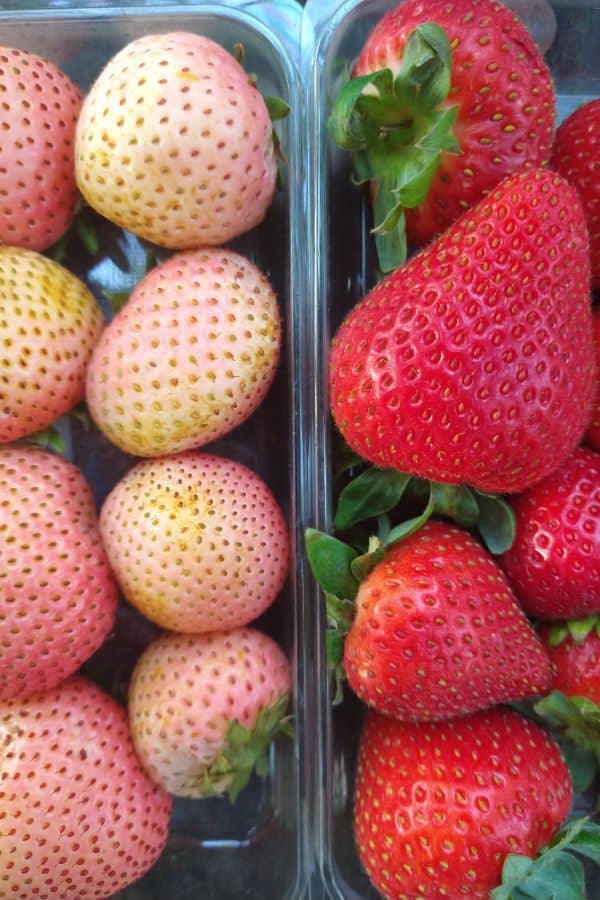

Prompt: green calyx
xmin=533 ymin=690 xmax=600 ymax=795
xmin=492 ymin=816 xmax=600 ymax=900
xmin=328 ymin=21 xmax=459 ymax=273
xmin=546 ymin=616 xmax=600 ymax=648
xmin=201 ymin=692 xmax=293 ymax=803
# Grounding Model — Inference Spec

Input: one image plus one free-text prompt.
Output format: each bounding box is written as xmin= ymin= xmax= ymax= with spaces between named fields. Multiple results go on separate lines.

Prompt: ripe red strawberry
xmin=499 ymin=447 xmax=600 ymax=620
xmin=99 ymin=451 xmax=289 ymax=633
xmin=75 ymin=32 xmax=279 ymax=249
xmin=86 ymin=247 xmax=281 ymax=457
xmin=0 ymin=445 xmax=118 ymax=700
xmin=540 ymin=623 xmax=600 ymax=704
xmin=584 ymin=307 xmax=600 ymax=451
xmin=128 ymin=627 xmax=291 ymax=799
xmin=0 ymin=46 xmax=82 ymax=251
xmin=332 ymin=0 xmax=555 ymax=266
xmin=329 ymin=167 xmax=593 ymax=494
xmin=550 ymin=98 xmax=600 ymax=287
xmin=0 ymin=246 xmax=104 ymax=444
xmin=343 ymin=520 xmax=552 ymax=722
xmin=0 ymin=674 xmax=172 ymax=897
xmin=353 ymin=707 xmax=572 ymax=900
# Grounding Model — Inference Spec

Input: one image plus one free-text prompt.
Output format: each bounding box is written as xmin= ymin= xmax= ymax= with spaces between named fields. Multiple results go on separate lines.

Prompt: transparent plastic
xmin=302 ymin=0 xmax=600 ymax=898
xmin=0 ymin=2 xmax=312 ymax=898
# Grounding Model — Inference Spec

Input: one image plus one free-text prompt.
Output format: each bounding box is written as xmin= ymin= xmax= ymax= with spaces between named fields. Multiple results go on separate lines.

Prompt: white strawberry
xmin=128 ymin=627 xmax=292 ymax=799
xmin=75 ymin=31 xmax=279 ymax=249
xmin=99 ymin=451 xmax=289 ymax=634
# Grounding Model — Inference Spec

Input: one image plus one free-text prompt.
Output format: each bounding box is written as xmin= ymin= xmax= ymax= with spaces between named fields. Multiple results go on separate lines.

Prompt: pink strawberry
xmin=330 ymin=0 xmax=555 ymax=268
xmin=0 ymin=246 xmax=104 ymax=444
xmin=128 ymin=627 xmax=291 ymax=799
xmin=0 ymin=46 xmax=82 ymax=251
xmin=75 ymin=32 xmax=279 ymax=249
xmin=0 ymin=445 xmax=118 ymax=700
xmin=329 ymin=167 xmax=593 ymax=494
xmin=0 ymin=674 xmax=172 ymax=896
xmin=353 ymin=707 xmax=572 ymax=900
xmin=343 ymin=520 xmax=552 ymax=722
xmin=550 ymin=98 xmax=600 ymax=287
xmin=99 ymin=451 xmax=289 ymax=633
xmin=86 ymin=247 xmax=281 ymax=457
xmin=499 ymin=447 xmax=600 ymax=620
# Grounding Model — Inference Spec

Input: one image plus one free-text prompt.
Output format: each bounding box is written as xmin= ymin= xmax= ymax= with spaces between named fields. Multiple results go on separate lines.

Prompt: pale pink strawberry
xmin=99 ymin=451 xmax=289 ymax=633
xmin=86 ymin=247 xmax=281 ymax=457
xmin=128 ymin=628 xmax=292 ymax=799
xmin=0 ymin=246 xmax=104 ymax=443
xmin=0 ymin=46 xmax=82 ymax=251
xmin=0 ymin=445 xmax=118 ymax=700
xmin=75 ymin=32 xmax=278 ymax=249
xmin=0 ymin=674 xmax=172 ymax=897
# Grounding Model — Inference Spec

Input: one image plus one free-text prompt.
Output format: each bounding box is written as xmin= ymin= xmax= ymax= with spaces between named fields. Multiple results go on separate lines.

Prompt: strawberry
xmin=128 ymin=627 xmax=292 ymax=800
xmin=0 ymin=445 xmax=118 ymax=700
xmin=541 ymin=621 xmax=600 ymax=704
xmin=75 ymin=32 xmax=281 ymax=250
xmin=0 ymin=46 xmax=82 ymax=252
xmin=499 ymin=447 xmax=600 ymax=620
xmin=0 ymin=674 xmax=172 ymax=897
xmin=0 ymin=246 xmax=104 ymax=444
xmin=353 ymin=706 xmax=574 ymax=900
xmin=86 ymin=247 xmax=281 ymax=457
xmin=342 ymin=519 xmax=552 ymax=721
xmin=550 ymin=97 xmax=600 ymax=287
xmin=329 ymin=0 xmax=555 ymax=270
xmin=584 ymin=307 xmax=600 ymax=451
xmin=329 ymin=167 xmax=594 ymax=494
xmin=99 ymin=451 xmax=289 ymax=633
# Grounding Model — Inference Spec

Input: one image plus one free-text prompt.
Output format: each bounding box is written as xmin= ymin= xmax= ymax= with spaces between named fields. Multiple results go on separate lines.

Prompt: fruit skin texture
xmin=99 ymin=452 xmax=289 ymax=633
xmin=353 ymin=0 xmax=556 ymax=247
xmin=75 ymin=32 xmax=277 ymax=250
xmin=353 ymin=707 xmax=572 ymax=900
xmin=499 ymin=447 xmax=600 ymax=620
xmin=550 ymin=98 xmax=600 ymax=287
xmin=128 ymin=627 xmax=291 ymax=797
xmin=329 ymin=167 xmax=594 ymax=494
xmin=0 ymin=445 xmax=118 ymax=701
xmin=541 ymin=625 xmax=600 ymax=704
xmin=0 ymin=676 xmax=172 ymax=899
xmin=584 ymin=308 xmax=600 ymax=451
xmin=86 ymin=247 xmax=281 ymax=457
xmin=0 ymin=46 xmax=82 ymax=251
xmin=0 ymin=246 xmax=104 ymax=443
xmin=343 ymin=520 xmax=552 ymax=722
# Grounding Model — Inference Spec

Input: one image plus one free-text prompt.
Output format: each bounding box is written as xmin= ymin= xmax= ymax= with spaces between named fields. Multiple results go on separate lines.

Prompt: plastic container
xmin=0 ymin=2 xmax=313 ymax=898
xmin=302 ymin=0 xmax=600 ymax=898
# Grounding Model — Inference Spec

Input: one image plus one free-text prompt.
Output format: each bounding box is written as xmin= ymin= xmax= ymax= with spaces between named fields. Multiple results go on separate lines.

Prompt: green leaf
xmin=557 ymin=738 xmax=597 ymax=794
xmin=374 ymin=203 xmax=407 ymax=273
xmin=568 ymin=616 xmax=599 ymax=644
xmin=24 ymin=425 xmax=65 ymax=455
xmin=265 ymin=95 xmax=290 ymax=122
xmin=305 ymin=528 xmax=360 ymax=599
xmin=74 ymin=215 xmax=100 ymax=256
xmin=334 ymin=468 xmax=411 ymax=531
xmin=430 ymin=481 xmax=479 ymax=529
xmin=350 ymin=543 xmax=386 ymax=582
xmin=398 ymin=22 xmax=453 ymax=109
xmin=386 ymin=487 xmax=436 ymax=545
xmin=474 ymin=490 xmax=517 ymax=555
xmin=328 ymin=69 xmax=395 ymax=151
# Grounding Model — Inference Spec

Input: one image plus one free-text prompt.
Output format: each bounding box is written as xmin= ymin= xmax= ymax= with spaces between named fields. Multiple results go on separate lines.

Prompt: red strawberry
xmin=329 ymin=167 xmax=593 ymax=494
xmin=75 ymin=32 xmax=279 ymax=250
xmin=99 ymin=451 xmax=289 ymax=634
xmin=353 ymin=707 xmax=572 ymax=900
xmin=86 ymin=247 xmax=281 ymax=457
xmin=541 ymin=622 xmax=600 ymax=704
xmin=0 ymin=46 xmax=82 ymax=251
xmin=584 ymin=307 xmax=600 ymax=451
xmin=128 ymin=627 xmax=291 ymax=799
xmin=0 ymin=675 xmax=172 ymax=897
xmin=0 ymin=445 xmax=118 ymax=700
xmin=550 ymin=98 xmax=600 ymax=287
xmin=343 ymin=520 xmax=552 ymax=721
xmin=499 ymin=447 xmax=600 ymax=620
xmin=0 ymin=246 xmax=105 ymax=444
xmin=330 ymin=0 xmax=555 ymax=268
